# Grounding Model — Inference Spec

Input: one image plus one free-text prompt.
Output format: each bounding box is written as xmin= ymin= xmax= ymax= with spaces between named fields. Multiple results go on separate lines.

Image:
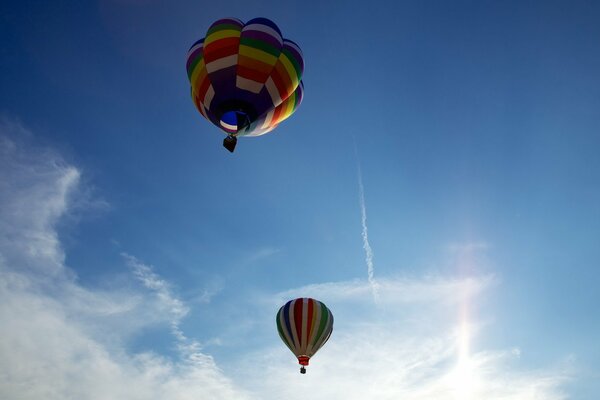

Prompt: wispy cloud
xmin=239 ymin=246 xmax=282 ymax=268
xmin=123 ymin=253 xmax=208 ymax=359
xmin=0 ymin=121 xmax=250 ymax=400
xmin=0 ymin=122 xmax=79 ymax=277
xmin=274 ymin=274 xmax=493 ymax=307
xmin=354 ymin=144 xmax=379 ymax=302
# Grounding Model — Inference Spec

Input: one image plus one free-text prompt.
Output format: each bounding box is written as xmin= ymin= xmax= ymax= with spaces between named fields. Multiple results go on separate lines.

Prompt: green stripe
xmin=282 ymin=48 xmax=302 ymax=78
xmin=290 ymin=90 xmax=299 ymax=109
xmin=240 ymin=37 xmax=281 ymax=57
xmin=206 ymin=23 xmax=241 ymax=36
xmin=186 ymin=55 xmax=203 ymax=81
xmin=276 ymin=312 xmax=295 ymax=352
xmin=312 ymin=302 xmax=330 ymax=347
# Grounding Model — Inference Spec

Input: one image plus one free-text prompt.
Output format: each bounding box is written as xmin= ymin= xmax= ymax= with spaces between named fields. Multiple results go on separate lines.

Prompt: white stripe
xmin=261 ymin=110 xmax=274 ymax=129
xmin=198 ymin=102 xmax=206 ymax=118
xmin=236 ymin=76 xmax=263 ymax=94
xmin=242 ymin=24 xmax=283 ymax=45
xmin=300 ymin=299 xmax=308 ymax=354
xmin=219 ymin=120 xmax=237 ymax=130
xmin=203 ymin=85 xmax=214 ymax=110
xmin=206 ymin=54 xmax=237 ymax=73
xmin=278 ymin=311 xmax=296 ymax=353
xmin=309 ymin=309 xmax=333 ymax=357
xmin=266 ymin=77 xmax=282 ymax=106
xmin=187 ymin=43 xmax=203 ymax=58
xmin=245 ymin=125 xmax=274 ymax=137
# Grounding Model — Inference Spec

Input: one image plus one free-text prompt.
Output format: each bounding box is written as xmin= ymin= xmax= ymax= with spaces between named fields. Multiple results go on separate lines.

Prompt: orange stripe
xmin=238 ymin=55 xmax=274 ymax=75
xmin=272 ymin=62 xmax=294 ymax=99
xmin=271 ymin=103 xmax=285 ymax=125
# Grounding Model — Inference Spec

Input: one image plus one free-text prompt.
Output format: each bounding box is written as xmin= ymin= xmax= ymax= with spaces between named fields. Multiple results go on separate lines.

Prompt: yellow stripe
xmin=283 ymin=100 xmax=294 ymax=120
xmin=190 ymin=60 xmax=206 ymax=90
xmin=205 ymin=29 xmax=241 ymax=45
xmin=275 ymin=96 xmax=295 ymax=124
xmin=280 ymin=54 xmax=299 ymax=88
xmin=239 ymin=45 xmax=278 ymax=65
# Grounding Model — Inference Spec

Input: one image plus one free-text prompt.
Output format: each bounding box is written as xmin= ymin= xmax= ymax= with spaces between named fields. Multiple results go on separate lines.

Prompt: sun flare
xmin=446 ymin=295 xmax=482 ymax=399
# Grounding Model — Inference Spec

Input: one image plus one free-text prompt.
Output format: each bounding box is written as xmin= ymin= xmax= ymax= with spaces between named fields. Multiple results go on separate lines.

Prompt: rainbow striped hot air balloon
xmin=186 ymin=17 xmax=304 ymax=152
xmin=276 ymin=298 xmax=334 ymax=374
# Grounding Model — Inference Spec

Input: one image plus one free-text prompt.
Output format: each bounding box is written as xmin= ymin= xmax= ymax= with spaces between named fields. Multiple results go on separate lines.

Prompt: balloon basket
xmin=223 ymin=136 xmax=237 ymax=152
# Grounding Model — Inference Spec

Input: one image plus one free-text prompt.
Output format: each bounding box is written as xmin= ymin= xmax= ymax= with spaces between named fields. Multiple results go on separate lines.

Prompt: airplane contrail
xmin=355 ymin=149 xmax=379 ymax=302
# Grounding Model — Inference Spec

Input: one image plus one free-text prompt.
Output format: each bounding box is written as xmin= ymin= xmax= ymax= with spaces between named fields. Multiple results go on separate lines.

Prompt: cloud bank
xmin=0 ymin=120 xmax=571 ymax=400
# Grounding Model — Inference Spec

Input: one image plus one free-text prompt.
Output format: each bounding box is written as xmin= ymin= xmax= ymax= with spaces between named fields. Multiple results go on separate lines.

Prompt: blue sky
xmin=1 ymin=0 xmax=600 ymax=398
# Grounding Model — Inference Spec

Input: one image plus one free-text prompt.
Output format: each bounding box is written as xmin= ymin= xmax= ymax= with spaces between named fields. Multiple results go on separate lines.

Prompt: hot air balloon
xmin=186 ymin=18 xmax=304 ymax=152
xmin=276 ymin=298 xmax=334 ymax=374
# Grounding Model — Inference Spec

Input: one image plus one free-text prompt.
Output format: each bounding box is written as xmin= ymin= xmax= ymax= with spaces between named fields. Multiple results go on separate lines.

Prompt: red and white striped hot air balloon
xmin=276 ymin=298 xmax=334 ymax=374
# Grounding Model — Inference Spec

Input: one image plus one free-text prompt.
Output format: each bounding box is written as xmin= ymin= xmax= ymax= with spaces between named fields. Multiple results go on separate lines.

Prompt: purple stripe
xmin=187 ymin=38 xmax=204 ymax=52
xmin=283 ymin=40 xmax=304 ymax=71
xmin=211 ymin=18 xmax=244 ymax=28
xmin=186 ymin=47 xmax=204 ymax=71
xmin=295 ymin=81 xmax=304 ymax=104
xmin=241 ymin=30 xmax=283 ymax=50
xmin=245 ymin=17 xmax=281 ymax=36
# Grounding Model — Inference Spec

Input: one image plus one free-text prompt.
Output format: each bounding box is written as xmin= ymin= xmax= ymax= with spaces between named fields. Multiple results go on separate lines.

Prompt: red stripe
xmin=204 ymin=40 xmax=239 ymax=63
xmin=271 ymin=62 xmax=294 ymax=100
xmin=306 ymin=298 xmax=314 ymax=340
xmin=205 ymin=37 xmax=239 ymax=52
xmin=197 ymin=77 xmax=211 ymax=104
xmin=294 ymin=299 xmax=304 ymax=346
xmin=204 ymin=45 xmax=239 ymax=63
xmin=237 ymin=65 xmax=268 ymax=83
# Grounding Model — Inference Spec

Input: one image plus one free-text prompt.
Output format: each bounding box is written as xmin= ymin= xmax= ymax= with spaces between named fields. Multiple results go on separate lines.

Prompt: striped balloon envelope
xmin=276 ymin=298 xmax=334 ymax=374
xmin=186 ymin=17 xmax=304 ymax=152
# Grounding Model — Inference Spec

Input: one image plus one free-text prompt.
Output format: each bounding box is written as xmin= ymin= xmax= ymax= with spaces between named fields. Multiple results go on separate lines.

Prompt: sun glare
xmin=446 ymin=302 xmax=481 ymax=399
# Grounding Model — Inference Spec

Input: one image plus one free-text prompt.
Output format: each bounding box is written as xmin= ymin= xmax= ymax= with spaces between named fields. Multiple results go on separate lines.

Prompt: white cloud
xmin=239 ymin=274 xmax=571 ymax=400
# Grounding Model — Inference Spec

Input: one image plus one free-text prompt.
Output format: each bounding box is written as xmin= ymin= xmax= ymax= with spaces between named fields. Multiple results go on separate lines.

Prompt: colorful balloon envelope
xmin=276 ymin=298 xmax=334 ymax=374
xmin=186 ymin=17 xmax=304 ymax=152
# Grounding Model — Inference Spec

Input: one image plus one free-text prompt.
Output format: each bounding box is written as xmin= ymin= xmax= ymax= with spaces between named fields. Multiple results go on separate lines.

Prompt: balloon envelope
xmin=276 ymin=298 xmax=333 ymax=373
xmin=186 ymin=18 xmax=304 ymax=139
